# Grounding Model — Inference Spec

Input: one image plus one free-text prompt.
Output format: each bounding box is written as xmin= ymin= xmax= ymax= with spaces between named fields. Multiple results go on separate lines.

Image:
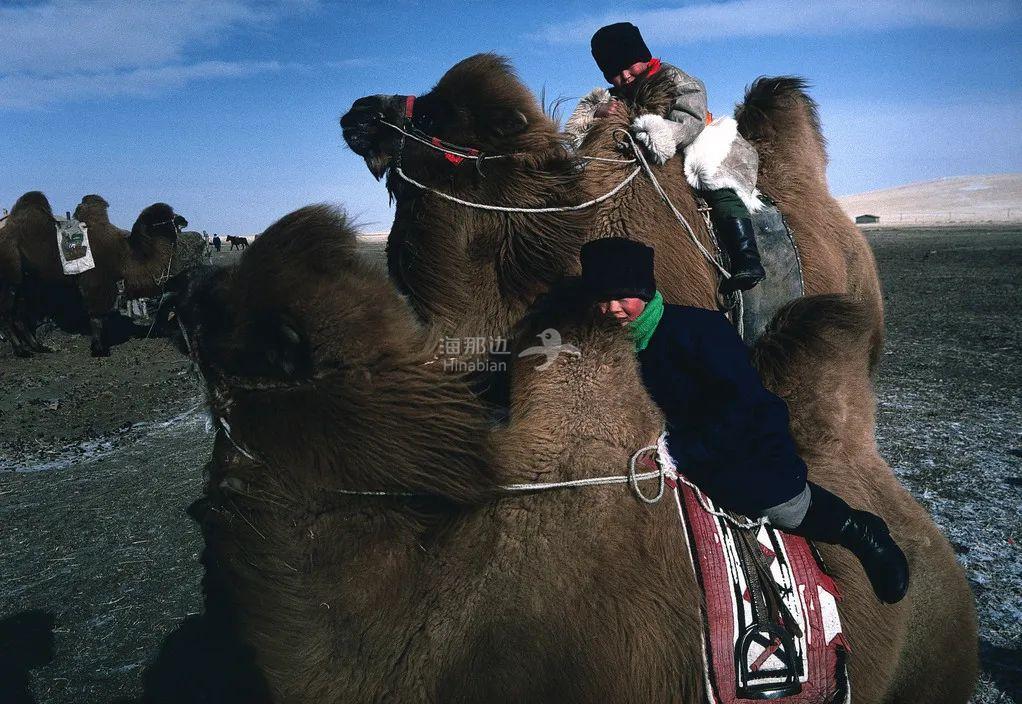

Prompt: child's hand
xmin=594 ymin=101 xmax=618 ymax=118
xmin=631 ymin=115 xmax=677 ymax=164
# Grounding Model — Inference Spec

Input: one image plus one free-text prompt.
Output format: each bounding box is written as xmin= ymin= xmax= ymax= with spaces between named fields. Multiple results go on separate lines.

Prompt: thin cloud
xmin=534 ymin=0 xmax=1020 ymax=44
xmin=0 ymin=61 xmax=286 ymax=109
xmin=0 ymin=0 xmax=316 ymax=109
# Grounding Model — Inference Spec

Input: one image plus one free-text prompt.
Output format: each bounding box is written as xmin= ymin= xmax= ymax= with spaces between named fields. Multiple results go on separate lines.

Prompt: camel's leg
xmin=89 ymin=315 xmax=110 ymax=357
xmin=80 ymin=275 xmax=116 ymax=357
xmin=0 ymin=319 xmax=33 ymax=357
xmin=0 ymin=284 xmax=33 ymax=357
xmin=12 ymin=317 xmax=49 ymax=353
xmin=12 ymin=288 xmax=52 ymax=353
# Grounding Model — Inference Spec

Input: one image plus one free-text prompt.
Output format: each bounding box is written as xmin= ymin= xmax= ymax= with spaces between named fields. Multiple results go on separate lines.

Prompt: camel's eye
xmin=410 ymin=97 xmax=452 ymax=135
xmin=412 ymin=110 xmax=434 ymax=132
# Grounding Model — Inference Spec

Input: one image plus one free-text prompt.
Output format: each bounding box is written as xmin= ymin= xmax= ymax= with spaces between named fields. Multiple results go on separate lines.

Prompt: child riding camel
xmin=567 ymin=22 xmax=766 ymax=293
xmin=580 ymin=237 xmax=910 ymax=604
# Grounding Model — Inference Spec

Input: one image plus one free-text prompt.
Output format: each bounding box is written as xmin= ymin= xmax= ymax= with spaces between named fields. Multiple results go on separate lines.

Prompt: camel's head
xmin=341 ymin=53 xmax=559 ymax=180
xmin=11 ymin=191 xmax=53 ymax=217
xmin=132 ymin=203 xmax=180 ymax=241
xmin=168 ymin=205 xmax=431 ymax=400
xmin=166 ymin=205 xmax=495 ymax=501
xmin=341 ymin=54 xmax=584 ymax=347
xmin=72 ymin=194 xmax=109 ymax=224
xmin=507 ymin=279 xmax=662 ymax=448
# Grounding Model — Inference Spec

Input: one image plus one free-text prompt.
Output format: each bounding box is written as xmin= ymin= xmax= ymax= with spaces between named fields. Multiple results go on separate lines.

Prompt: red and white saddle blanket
xmin=647 ymin=446 xmax=851 ymax=703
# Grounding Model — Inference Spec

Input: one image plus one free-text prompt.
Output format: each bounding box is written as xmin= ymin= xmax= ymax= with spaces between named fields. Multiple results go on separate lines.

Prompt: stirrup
xmin=734 ymin=621 xmax=803 ymax=700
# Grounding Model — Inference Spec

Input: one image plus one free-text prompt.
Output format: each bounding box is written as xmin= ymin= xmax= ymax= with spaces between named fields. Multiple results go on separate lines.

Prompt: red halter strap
xmin=400 ymin=94 xmax=481 ymax=166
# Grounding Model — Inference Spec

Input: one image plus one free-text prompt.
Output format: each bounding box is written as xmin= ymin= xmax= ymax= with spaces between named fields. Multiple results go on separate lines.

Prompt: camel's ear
xmin=484 ymin=108 xmax=529 ymax=137
xmin=254 ymin=317 xmax=313 ymax=380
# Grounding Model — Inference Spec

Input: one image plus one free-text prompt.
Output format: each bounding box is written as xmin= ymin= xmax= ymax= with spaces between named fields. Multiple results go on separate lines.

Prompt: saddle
xmin=699 ymin=195 xmax=804 ymax=344
xmin=638 ymin=452 xmax=851 ymax=703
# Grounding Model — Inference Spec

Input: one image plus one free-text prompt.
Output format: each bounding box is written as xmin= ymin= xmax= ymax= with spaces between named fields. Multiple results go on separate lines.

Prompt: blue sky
xmin=2 ymin=0 xmax=1020 ymax=234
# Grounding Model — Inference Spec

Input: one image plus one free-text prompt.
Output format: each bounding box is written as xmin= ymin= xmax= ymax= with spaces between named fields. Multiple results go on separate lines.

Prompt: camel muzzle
xmin=341 ymin=94 xmax=408 ymax=179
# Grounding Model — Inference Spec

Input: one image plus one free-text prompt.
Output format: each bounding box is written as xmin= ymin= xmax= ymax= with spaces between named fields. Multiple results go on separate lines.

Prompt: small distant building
xmin=855 ymin=214 xmax=880 ymax=224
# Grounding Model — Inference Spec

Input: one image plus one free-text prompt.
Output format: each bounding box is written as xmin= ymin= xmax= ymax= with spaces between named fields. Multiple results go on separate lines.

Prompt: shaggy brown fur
xmin=178 ymin=207 xmax=976 ymax=703
xmin=0 ymin=192 xmax=56 ymax=355
xmin=738 ymin=78 xmax=886 ymax=366
xmin=341 ymin=55 xmax=884 ymax=369
xmin=342 ymin=55 xmax=592 ymax=344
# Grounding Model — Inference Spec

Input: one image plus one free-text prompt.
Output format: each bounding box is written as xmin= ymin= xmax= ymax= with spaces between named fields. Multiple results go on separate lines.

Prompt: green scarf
xmin=627 ymin=290 xmax=664 ymax=352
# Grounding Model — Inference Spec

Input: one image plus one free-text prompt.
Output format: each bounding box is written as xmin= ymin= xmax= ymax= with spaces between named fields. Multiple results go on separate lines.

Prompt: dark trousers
xmin=699 ymin=187 xmax=751 ymax=222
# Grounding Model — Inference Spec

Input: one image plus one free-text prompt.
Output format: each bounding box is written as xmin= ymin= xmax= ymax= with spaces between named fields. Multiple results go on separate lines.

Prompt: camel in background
xmin=0 ymin=192 xmax=180 ymax=357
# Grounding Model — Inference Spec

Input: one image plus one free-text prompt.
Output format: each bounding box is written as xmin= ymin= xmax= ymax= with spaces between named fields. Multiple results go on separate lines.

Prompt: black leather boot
xmin=792 ymin=483 xmax=910 ymax=604
xmin=716 ymin=217 xmax=766 ymax=293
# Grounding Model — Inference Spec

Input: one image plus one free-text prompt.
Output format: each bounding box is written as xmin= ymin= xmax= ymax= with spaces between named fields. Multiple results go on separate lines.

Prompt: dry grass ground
xmin=0 ymin=227 xmax=1018 ymax=703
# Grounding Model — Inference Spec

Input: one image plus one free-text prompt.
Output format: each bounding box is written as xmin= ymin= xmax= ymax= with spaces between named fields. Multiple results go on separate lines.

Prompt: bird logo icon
xmin=517 ymin=328 xmax=581 ymax=370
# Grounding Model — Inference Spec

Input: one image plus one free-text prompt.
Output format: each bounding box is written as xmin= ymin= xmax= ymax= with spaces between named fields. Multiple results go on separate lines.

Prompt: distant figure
xmin=212 ymin=235 xmax=221 ymax=252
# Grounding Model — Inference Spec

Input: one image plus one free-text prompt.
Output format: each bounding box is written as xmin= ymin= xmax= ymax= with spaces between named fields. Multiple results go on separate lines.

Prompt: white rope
xmin=218 ymin=416 xmax=260 ymax=463
xmin=630 ymin=438 xmax=667 ymax=503
xmin=502 ymin=439 xmax=663 ymax=498
xmin=217 ymin=422 xmax=668 ymax=503
xmin=328 ymin=439 xmax=665 ymax=499
xmin=214 ymin=420 xmax=764 ymax=529
xmin=379 ymin=118 xmax=636 ymax=165
xmin=382 ymin=115 xmax=728 ymax=277
xmin=621 ymin=131 xmax=731 ymax=281
xmin=379 ymin=119 xmax=511 ymax=161
xmin=142 ymin=221 xmax=181 ymax=339
xmin=578 ymin=155 xmax=638 ymax=164
xmin=394 ymin=164 xmax=642 ymax=214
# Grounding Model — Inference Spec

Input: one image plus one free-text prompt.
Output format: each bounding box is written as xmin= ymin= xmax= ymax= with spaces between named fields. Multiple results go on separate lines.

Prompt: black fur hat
xmin=591 ymin=23 xmax=652 ymax=82
xmin=580 ymin=237 xmax=656 ymax=302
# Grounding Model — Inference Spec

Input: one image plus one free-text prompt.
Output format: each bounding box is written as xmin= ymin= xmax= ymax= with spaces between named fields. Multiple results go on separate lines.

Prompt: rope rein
xmin=378 ymin=114 xmax=729 ymax=281
xmin=379 ymin=118 xmax=512 ymax=162
xmin=378 ymin=117 xmax=635 ymax=165
xmin=215 ymin=420 xmax=765 ymax=530
xmin=144 ymin=222 xmax=180 ymax=340
xmin=616 ymin=130 xmax=731 ymax=281
xmin=393 ymin=164 xmax=641 ymax=214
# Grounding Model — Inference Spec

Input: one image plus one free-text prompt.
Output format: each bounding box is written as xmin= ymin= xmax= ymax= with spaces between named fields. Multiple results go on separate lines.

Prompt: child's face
xmin=609 ymin=61 xmax=650 ymax=89
xmin=597 ymin=297 xmax=647 ymax=324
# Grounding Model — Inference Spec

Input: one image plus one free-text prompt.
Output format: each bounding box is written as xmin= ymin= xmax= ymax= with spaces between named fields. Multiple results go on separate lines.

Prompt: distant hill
xmin=837 ymin=174 xmax=1022 ymax=226
xmin=354 ymin=176 xmax=1022 ymax=233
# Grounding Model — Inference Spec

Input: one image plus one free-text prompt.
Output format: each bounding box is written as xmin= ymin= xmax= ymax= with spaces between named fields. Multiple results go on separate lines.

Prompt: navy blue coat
xmin=637 ymin=304 xmax=807 ymax=517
